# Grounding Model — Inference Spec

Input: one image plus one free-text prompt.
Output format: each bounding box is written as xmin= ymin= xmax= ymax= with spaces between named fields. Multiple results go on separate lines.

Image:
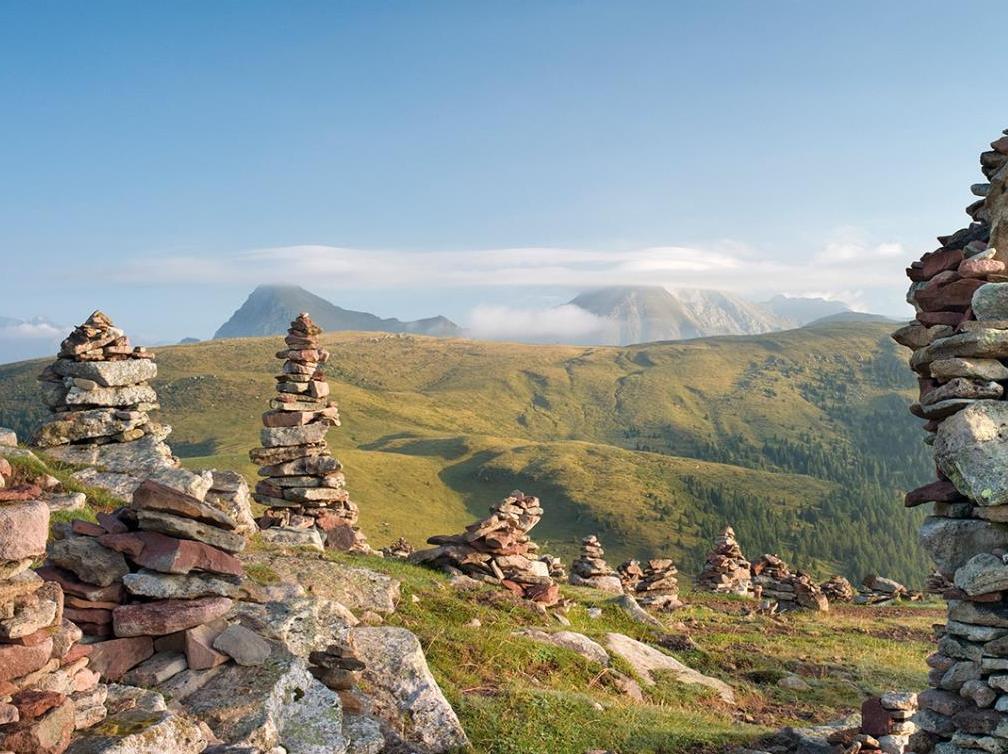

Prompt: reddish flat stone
xmin=184 ymin=619 xmax=229 ymax=670
xmin=0 ymin=698 xmax=73 ymax=754
xmin=0 ymin=638 xmax=53 ymax=682
xmin=0 ymin=500 xmax=49 ymax=562
xmin=132 ymin=479 xmax=236 ymax=530
xmin=36 ymin=566 xmax=124 ymax=603
xmin=113 ymin=596 xmax=233 ymax=638
xmin=60 ymin=643 xmax=93 ymax=666
xmin=85 ymin=636 xmax=154 ymax=681
xmin=63 ymin=606 xmax=113 ymax=626
xmin=917 ymin=310 xmax=965 ymax=327
xmin=915 ymin=277 xmax=986 ymax=312
xmin=960 ymin=257 xmax=1006 ymax=278
xmin=98 ymin=530 xmax=243 ymax=577
xmin=921 ymin=248 xmax=965 ymax=279
xmin=11 ymin=690 xmax=64 ymax=720
xmin=70 ymin=520 xmax=107 ymax=537
xmin=6 ymin=628 xmax=53 ymax=647
xmin=860 ymin=697 xmax=892 ymax=737
xmin=64 ymin=595 xmax=121 ymax=611
xmin=95 ymin=512 xmax=128 ymax=534
xmin=0 ymin=484 xmax=43 ymax=502
xmin=905 ymin=479 xmax=966 ymax=507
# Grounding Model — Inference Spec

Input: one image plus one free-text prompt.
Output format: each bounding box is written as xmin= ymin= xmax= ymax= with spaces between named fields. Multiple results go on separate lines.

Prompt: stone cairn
xmin=539 ymin=554 xmax=567 ymax=582
xmin=0 ymin=476 xmax=108 ymax=751
xmin=857 ymin=693 xmax=920 ymax=752
xmin=633 ymin=559 xmax=682 ymax=611
xmin=855 ymin=575 xmax=919 ymax=605
xmin=381 ymin=537 xmax=415 ymax=560
xmin=569 ymin=535 xmax=624 ymax=593
xmin=251 ymin=313 xmax=370 ymax=553
xmin=820 ymin=574 xmax=856 ymax=603
xmin=696 ymin=526 xmax=753 ymax=595
xmin=751 ymin=554 xmax=828 ymax=612
xmin=617 ymin=559 xmax=644 ymax=592
xmin=38 ymin=479 xmax=270 ymax=691
xmin=895 ymin=129 xmax=1008 ymax=752
xmin=411 ymin=490 xmax=560 ymax=605
xmin=32 ymin=311 xmax=207 ymax=501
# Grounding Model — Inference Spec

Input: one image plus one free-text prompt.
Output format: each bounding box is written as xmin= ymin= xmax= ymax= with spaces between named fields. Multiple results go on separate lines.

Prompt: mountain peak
xmin=213 ymin=284 xmax=460 ymax=339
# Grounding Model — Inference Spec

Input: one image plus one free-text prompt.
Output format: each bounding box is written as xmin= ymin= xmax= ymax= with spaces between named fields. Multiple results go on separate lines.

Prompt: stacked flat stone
xmin=569 ymin=536 xmax=623 ymax=593
xmin=617 ymin=559 xmax=644 ymax=592
xmin=820 ymin=575 xmax=856 ymax=603
xmin=0 ymin=476 xmax=108 ymax=752
xmin=855 ymin=575 xmax=917 ymax=605
xmin=859 ymin=693 xmax=919 ymax=754
xmin=751 ymin=554 xmax=828 ymax=612
xmin=251 ymin=313 xmax=369 ymax=553
xmin=539 ymin=554 xmax=567 ymax=582
xmin=696 ymin=526 xmax=753 ymax=595
xmin=632 ymin=559 xmax=682 ymax=611
xmin=32 ymin=311 xmax=207 ymax=501
xmin=411 ymin=490 xmax=560 ymax=605
xmin=39 ymin=479 xmax=270 ymax=694
xmin=894 ymin=129 xmax=1008 ymax=753
xmin=381 ymin=537 xmax=414 ymax=560
xmin=308 ymin=639 xmax=366 ymax=715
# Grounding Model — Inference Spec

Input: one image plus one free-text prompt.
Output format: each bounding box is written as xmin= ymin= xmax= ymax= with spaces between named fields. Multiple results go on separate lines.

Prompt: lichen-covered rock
xmin=321 ymin=566 xmax=400 ymax=615
xmin=350 ymin=626 xmax=468 ymax=753
xmin=935 ymin=401 xmax=1008 ymax=505
xmin=919 ymin=516 xmax=1008 ymax=578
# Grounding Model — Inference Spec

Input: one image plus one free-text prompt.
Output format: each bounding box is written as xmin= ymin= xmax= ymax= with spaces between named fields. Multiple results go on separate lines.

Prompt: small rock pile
xmin=857 ymin=693 xmax=919 ymax=754
xmin=854 ymin=575 xmax=916 ymax=605
xmin=696 ymin=526 xmax=753 ymax=595
xmin=570 ymin=535 xmax=624 ymax=593
xmin=820 ymin=574 xmax=856 ymax=603
xmin=751 ymin=554 xmax=828 ymax=612
xmin=381 ymin=537 xmax=414 ymax=559
xmin=250 ymin=313 xmax=370 ymax=553
xmin=32 ymin=311 xmax=206 ymax=501
xmin=539 ymin=554 xmax=567 ymax=582
xmin=411 ymin=490 xmax=560 ymax=605
xmin=0 ymin=482 xmax=108 ymax=751
xmin=308 ymin=639 xmax=366 ymax=712
xmin=40 ymin=479 xmax=271 ymax=691
xmin=632 ymin=559 xmax=682 ymax=611
xmin=617 ymin=559 xmax=644 ymax=592
xmin=895 ymin=128 xmax=1008 ymax=751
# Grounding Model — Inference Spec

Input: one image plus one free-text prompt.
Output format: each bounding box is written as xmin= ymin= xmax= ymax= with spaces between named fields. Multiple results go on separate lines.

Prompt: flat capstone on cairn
xmin=695 ymin=526 xmax=753 ymax=595
xmin=0 ymin=470 xmax=108 ymax=752
xmin=251 ymin=313 xmax=370 ymax=553
xmin=750 ymin=554 xmax=828 ymax=612
xmin=569 ymin=535 xmax=624 ymax=593
xmin=33 ymin=311 xmax=210 ymax=501
xmin=894 ymin=128 xmax=1008 ymax=753
xmin=39 ymin=478 xmax=272 ymax=695
xmin=411 ymin=490 xmax=561 ymax=606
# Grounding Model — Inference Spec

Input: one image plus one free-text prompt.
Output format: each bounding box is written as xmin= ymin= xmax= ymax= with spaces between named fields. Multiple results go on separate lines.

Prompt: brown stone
xmin=0 ymin=698 xmax=73 ymax=754
xmin=0 ymin=500 xmax=50 ymax=562
xmin=918 ymin=310 xmax=965 ymax=327
xmin=184 ymin=620 xmax=229 ymax=670
xmin=63 ymin=606 xmax=113 ymax=626
xmin=132 ymin=479 xmax=237 ymax=530
xmin=11 ymin=690 xmax=64 ymax=720
xmin=0 ymin=638 xmax=53 ymax=683
xmin=916 ymin=277 xmax=986 ymax=312
xmin=922 ymin=248 xmax=965 ymax=279
xmin=85 ymin=636 xmax=154 ymax=681
xmin=95 ymin=512 xmax=128 ymax=534
xmin=36 ymin=566 xmax=124 ymax=604
xmin=70 ymin=520 xmax=106 ymax=537
xmin=98 ymin=530 xmax=243 ymax=577
xmin=113 ymin=596 xmax=233 ymax=637
xmin=860 ymin=697 xmax=892 ymax=737
xmin=905 ymin=479 xmax=967 ymax=507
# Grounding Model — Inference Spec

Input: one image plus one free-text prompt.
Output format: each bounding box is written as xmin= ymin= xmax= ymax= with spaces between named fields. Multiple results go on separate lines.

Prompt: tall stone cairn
xmin=750 ymin=554 xmax=828 ymax=612
xmin=569 ymin=535 xmax=623 ymax=593
xmin=250 ymin=313 xmax=369 ymax=553
xmin=411 ymin=490 xmax=560 ymax=605
xmin=0 ymin=457 xmax=108 ymax=752
xmin=896 ymin=129 xmax=1008 ymax=752
xmin=696 ymin=526 xmax=753 ymax=595
xmin=32 ymin=311 xmax=206 ymax=501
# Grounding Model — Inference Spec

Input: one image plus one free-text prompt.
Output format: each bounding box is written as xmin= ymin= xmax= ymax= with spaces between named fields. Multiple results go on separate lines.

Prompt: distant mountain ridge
xmin=565 ymin=286 xmax=856 ymax=345
xmin=214 ymin=284 xmax=461 ymax=339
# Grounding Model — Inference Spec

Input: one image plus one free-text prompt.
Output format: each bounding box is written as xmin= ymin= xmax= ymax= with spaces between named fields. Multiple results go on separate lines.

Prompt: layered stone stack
xmin=751 ymin=554 xmax=828 ymax=612
xmin=894 ymin=129 xmax=1008 ymax=752
xmin=381 ymin=537 xmax=414 ymax=560
xmin=39 ymin=479 xmax=271 ymax=691
xmin=308 ymin=639 xmax=366 ymax=712
xmin=696 ymin=526 xmax=753 ymax=595
xmin=410 ymin=490 xmax=560 ymax=605
xmin=570 ymin=535 xmax=623 ymax=593
xmin=854 ymin=575 xmax=916 ymax=605
xmin=539 ymin=554 xmax=567 ymax=582
xmin=858 ymin=693 xmax=919 ymax=754
xmin=617 ymin=559 xmax=644 ymax=592
xmin=632 ymin=559 xmax=682 ymax=611
xmin=820 ymin=574 xmax=856 ymax=603
xmin=250 ymin=313 xmax=370 ymax=553
xmin=0 ymin=483 xmax=108 ymax=751
xmin=32 ymin=311 xmax=206 ymax=500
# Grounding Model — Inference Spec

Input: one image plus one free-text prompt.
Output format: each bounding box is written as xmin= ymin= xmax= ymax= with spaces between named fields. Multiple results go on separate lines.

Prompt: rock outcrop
xmin=896 ymin=128 xmax=1008 ymax=751
xmin=32 ymin=311 xmax=208 ymax=501
xmin=250 ymin=313 xmax=370 ymax=553
xmin=569 ymin=535 xmax=623 ymax=593
xmin=695 ymin=526 xmax=752 ymax=595
xmin=411 ymin=490 xmax=560 ymax=605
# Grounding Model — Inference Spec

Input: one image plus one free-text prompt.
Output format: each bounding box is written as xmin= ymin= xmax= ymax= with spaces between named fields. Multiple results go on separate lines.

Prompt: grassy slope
xmin=0 ymin=321 xmax=930 ymax=581
xmin=249 ymin=544 xmax=937 ymax=754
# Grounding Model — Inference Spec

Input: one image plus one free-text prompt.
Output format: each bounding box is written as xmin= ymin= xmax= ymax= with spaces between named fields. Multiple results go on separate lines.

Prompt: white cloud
xmin=0 ymin=321 xmax=65 ymax=340
xmin=467 ymin=304 xmax=609 ymax=342
xmin=87 ymin=230 xmax=913 ymax=314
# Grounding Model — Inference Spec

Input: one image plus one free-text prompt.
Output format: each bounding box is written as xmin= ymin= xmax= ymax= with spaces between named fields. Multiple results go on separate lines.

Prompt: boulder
xmin=973 ymin=282 xmax=1008 ymax=320
xmin=0 ymin=499 xmax=50 ymax=562
xmin=53 ymin=358 xmax=158 ymax=387
xmin=513 ymin=628 xmax=609 ymax=666
xmin=321 ymin=566 xmax=400 ymax=615
xmin=604 ymin=632 xmax=735 ymax=704
xmin=350 ymin=626 xmax=468 ymax=752
xmin=229 ymin=597 xmax=358 ymax=657
xmin=212 ymin=624 xmax=271 ymax=666
xmin=935 ymin=401 xmax=1008 ymax=505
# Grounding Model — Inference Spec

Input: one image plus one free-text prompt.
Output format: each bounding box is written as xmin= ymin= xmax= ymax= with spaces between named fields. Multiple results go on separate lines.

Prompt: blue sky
xmin=1 ymin=1 xmax=1005 ymax=352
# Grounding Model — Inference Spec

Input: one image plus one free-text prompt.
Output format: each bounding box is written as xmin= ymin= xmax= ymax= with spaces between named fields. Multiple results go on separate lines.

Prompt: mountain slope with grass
xmin=0 ymin=319 xmax=931 ymax=585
